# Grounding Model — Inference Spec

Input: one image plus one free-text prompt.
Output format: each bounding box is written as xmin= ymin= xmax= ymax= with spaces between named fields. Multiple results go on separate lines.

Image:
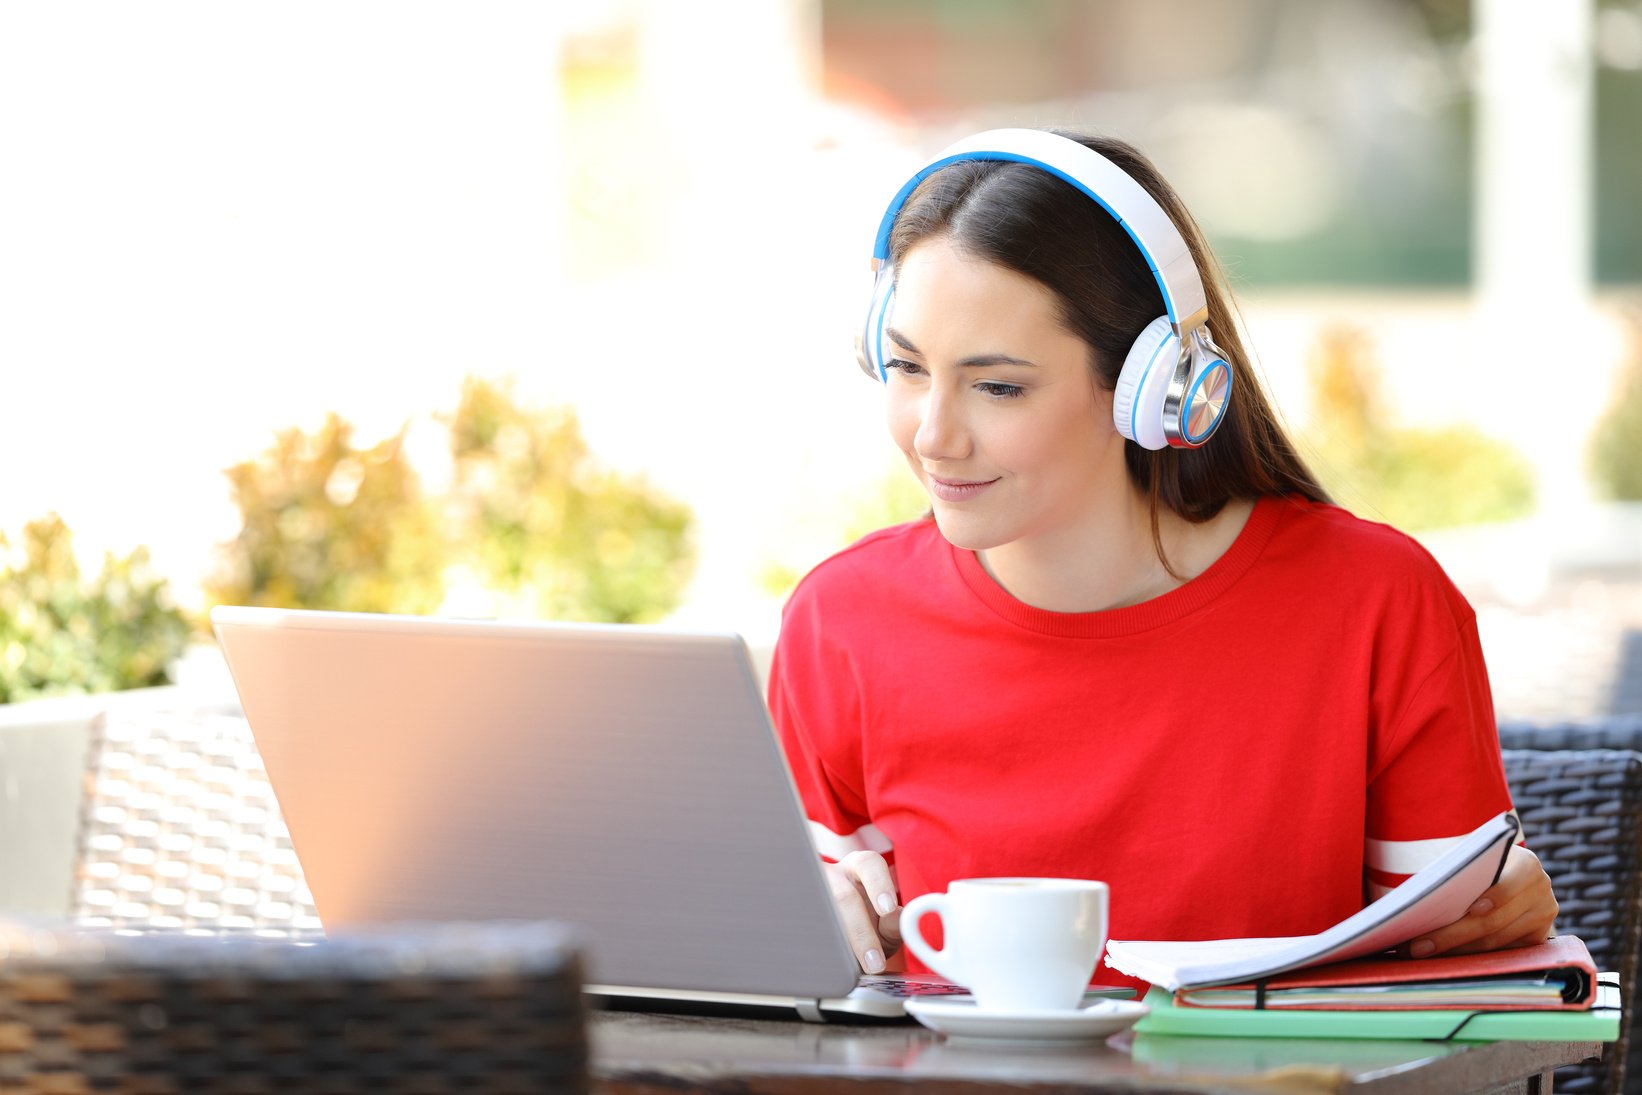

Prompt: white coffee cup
xmin=900 ymin=877 xmax=1109 ymax=1012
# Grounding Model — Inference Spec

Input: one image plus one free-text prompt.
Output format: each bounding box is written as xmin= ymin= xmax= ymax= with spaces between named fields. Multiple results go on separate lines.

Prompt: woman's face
xmin=884 ymin=235 xmax=1127 ymax=553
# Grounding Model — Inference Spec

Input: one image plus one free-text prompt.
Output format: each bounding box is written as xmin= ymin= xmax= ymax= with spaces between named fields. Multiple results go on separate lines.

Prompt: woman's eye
xmin=884 ymin=358 xmax=924 ymax=377
xmin=977 ymin=382 xmax=1024 ymax=399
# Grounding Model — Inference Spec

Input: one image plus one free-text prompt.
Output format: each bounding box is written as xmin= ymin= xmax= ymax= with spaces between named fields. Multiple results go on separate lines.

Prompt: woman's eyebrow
xmin=884 ymin=328 xmax=1036 ymax=369
xmin=884 ymin=327 xmax=921 ymax=353
xmin=957 ymin=352 xmax=1037 ymax=369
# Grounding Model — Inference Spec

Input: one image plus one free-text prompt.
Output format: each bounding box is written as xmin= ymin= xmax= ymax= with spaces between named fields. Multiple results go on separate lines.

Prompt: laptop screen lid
xmin=209 ymin=606 xmax=860 ymax=1002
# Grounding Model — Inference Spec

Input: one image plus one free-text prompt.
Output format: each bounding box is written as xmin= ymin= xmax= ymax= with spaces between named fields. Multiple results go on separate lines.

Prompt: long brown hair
xmin=886 ymin=131 xmax=1329 ymax=570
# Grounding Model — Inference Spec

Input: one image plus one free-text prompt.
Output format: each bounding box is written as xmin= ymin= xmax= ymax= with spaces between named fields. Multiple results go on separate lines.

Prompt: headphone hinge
xmin=1170 ymin=307 xmax=1210 ymax=343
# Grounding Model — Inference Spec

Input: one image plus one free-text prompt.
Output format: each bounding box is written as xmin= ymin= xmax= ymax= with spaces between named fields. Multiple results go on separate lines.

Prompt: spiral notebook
xmin=1172 ymin=935 xmax=1598 ymax=1012
xmin=1105 ymin=811 xmax=1521 ymax=991
xmin=1136 ymin=982 xmax=1620 ymax=1041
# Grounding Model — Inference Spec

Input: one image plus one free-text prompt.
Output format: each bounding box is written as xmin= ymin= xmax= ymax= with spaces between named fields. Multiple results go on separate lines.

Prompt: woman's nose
xmin=913 ymin=386 xmax=971 ymax=463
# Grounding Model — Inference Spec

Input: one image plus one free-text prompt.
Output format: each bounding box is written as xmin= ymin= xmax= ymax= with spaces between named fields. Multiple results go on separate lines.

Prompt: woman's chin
xmin=929 ymin=509 xmax=1005 ymax=553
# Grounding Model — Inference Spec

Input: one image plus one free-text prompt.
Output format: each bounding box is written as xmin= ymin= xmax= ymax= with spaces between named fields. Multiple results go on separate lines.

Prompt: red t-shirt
xmin=768 ymin=494 xmax=1512 ymax=985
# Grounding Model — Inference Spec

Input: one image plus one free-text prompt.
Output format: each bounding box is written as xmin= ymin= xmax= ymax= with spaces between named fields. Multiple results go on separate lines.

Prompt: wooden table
xmin=590 ymin=1008 xmax=1602 ymax=1094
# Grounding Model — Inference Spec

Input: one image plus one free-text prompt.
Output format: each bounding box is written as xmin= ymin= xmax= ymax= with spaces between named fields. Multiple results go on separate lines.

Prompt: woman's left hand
xmin=1405 ymin=843 xmax=1558 ymax=958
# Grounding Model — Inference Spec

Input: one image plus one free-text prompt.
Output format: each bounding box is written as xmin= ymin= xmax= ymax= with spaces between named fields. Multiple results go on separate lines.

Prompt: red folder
xmin=1173 ymin=935 xmax=1599 ymax=1011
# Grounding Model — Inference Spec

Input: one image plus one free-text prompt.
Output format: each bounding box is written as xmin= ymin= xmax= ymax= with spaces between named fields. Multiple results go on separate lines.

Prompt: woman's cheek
xmin=886 ymin=390 xmax=921 ymax=454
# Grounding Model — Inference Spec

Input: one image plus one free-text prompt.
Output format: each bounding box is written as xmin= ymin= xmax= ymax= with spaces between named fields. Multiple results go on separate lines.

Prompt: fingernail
xmin=1469 ymin=898 xmax=1494 ymax=916
xmin=864 ymin=949 xmax=885 ymax=973
xmin=1410 ymin=939 xmax=1435 ymax=958
xmin=875 ymin=892 xmax=896 ymax=914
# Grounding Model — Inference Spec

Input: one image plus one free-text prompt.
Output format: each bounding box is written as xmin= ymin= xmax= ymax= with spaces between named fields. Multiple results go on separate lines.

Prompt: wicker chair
xmin=1500 ymin=716 xmax=1642 ymax=755
xmin=0 ymin=919 xmax=587 ymax=1093
xmin=38 ymin=705 xmax=589 ymax=1090
xmin=70 ymin=705 xmax=321 ymax=936
xmin=1501 ymin=747 xmax=1642 ymax=1095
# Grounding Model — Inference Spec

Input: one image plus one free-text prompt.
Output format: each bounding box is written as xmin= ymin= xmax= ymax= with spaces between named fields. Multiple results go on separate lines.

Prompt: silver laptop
xmin=209 ymin=606 xmax=996 ymax=1020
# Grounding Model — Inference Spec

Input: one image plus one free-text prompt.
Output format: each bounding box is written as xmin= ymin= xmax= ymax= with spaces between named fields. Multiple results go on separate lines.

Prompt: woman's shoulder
xmin=1268 ymin=494 xmax=1437 ymax=560
xmin=1261 ymin=494 xmax=1471 ymax=613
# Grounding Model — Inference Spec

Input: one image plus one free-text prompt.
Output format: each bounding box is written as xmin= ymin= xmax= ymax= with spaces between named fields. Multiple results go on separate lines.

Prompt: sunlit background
xmin=3 ymin=0 xmax=1640 ymax=720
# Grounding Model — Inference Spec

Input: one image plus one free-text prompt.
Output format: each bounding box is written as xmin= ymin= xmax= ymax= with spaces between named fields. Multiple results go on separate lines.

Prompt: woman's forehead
xmin=895 ymin=238 xmax=1056 ymax=315
xmin=893 ymin=238 xmax=1084 ymax=356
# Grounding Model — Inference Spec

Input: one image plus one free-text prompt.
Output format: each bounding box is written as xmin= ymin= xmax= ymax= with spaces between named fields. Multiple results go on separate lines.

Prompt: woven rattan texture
xmin=0 ymin=921 xmax=587 ymax=1093
xmin=1500 ymin=716 xmax=1642 ymax=755
xmin=1502 ymin=747 xmax=1642 ymax=1095
xmin=71 ymin=708 xmax=320 ymax=936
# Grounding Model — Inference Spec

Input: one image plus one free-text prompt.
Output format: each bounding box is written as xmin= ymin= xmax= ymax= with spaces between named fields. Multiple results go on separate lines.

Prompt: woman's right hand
xmin=823 ymin=850 xmax=901 ymax=974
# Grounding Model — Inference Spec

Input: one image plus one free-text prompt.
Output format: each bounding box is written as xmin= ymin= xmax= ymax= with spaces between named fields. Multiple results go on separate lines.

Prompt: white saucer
xmin=903 ymin=997 xmax=1150 ymax=1042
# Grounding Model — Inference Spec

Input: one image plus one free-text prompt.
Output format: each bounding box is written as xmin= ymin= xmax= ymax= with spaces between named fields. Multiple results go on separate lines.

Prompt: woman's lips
xmin=927 ymin=475 xmax=999 ymax=503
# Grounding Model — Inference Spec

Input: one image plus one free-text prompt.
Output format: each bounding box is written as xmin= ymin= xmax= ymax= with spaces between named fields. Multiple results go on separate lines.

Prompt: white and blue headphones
xmin=856 ymin=128 xmax=1233 ymax=451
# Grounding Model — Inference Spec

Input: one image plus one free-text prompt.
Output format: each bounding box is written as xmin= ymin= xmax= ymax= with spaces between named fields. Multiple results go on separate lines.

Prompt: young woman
xmin=767 ymin=128 xmax=1557 ymax=986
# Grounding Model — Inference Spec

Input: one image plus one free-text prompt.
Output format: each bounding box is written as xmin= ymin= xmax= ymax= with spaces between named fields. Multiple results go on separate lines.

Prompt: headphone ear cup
xmin=1112 ymin=316 xmax=1177 ymax=451
xmin=857 ymin=266 xmax=897 ymax=381
xmin=1179 ymin=352 xmax=1233 ymax=446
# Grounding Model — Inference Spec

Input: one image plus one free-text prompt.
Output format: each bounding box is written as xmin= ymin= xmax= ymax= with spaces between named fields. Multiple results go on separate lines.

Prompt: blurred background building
xmin=1 ymin=0 xmax=1639 ymax=719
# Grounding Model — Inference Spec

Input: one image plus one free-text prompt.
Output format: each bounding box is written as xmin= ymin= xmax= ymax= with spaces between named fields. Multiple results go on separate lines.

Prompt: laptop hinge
xmin=795 ymin=999 xmax=826 ymax=1023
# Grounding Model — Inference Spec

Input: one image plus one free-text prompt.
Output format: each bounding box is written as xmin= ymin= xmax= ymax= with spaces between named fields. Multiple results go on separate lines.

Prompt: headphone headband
xmin=858 ymin=128 xmax=1232 ymax=450
xmin=869 ymin=128 xmax=1206 ymax=331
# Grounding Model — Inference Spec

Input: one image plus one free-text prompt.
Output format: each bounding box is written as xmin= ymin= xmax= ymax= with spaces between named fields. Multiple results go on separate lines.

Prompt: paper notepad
xmin=1105 ymin=812 xmax=1520 ymax=991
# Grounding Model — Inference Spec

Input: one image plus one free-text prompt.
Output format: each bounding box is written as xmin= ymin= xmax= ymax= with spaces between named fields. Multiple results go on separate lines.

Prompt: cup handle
xmin=899 ymin=892 xmax=963 ymax=984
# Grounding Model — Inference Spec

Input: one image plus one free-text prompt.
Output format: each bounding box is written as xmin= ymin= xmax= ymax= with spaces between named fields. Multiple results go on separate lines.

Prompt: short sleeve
xmin=1364 ymin=611 xmax=1514 ymax=895
xmin=767 ymin=582 xmax=895 ymax=865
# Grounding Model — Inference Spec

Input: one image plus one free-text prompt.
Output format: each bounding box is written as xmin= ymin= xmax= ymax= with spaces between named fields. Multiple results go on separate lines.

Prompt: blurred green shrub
xmin=444 ymin=377 xmax=695 ymax=623
xmin=0 ymin=514 xmax=192 ymax=703
xmin=1305 ymin=325 xmax=1535 ymax=530
xmin=209 ymin=380 xmax=695 ymax=625
xmin=1589 ymin=315 xmax=1642 ymax=501
xmin=207 ymin=414 xmax=447 ymax=615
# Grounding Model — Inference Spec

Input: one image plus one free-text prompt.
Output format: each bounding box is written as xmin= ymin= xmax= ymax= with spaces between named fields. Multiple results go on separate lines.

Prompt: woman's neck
xmin=976 ymin=492 xmax=1256 ymax=614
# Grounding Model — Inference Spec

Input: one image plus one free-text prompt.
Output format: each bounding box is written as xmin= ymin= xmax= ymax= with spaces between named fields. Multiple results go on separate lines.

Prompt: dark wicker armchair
xmin=0 ymin=919 xmax=587 ymax=1093
xmin=1501 ymin=747 xmax=1642 ymax=1095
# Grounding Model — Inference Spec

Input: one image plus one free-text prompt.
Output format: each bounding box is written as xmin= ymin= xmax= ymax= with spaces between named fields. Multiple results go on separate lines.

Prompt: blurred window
xmin=821 ymin=0 xmax=1642 ymax=287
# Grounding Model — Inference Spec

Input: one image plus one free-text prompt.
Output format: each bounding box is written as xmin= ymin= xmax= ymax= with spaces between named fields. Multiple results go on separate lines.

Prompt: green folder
xmin=1134 ymin=984 xmax=1621 ymax=1042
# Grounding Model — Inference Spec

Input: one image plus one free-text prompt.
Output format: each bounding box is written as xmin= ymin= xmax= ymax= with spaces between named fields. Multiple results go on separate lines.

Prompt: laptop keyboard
xmin=858 ymin=976 xmax=972 ymax=998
